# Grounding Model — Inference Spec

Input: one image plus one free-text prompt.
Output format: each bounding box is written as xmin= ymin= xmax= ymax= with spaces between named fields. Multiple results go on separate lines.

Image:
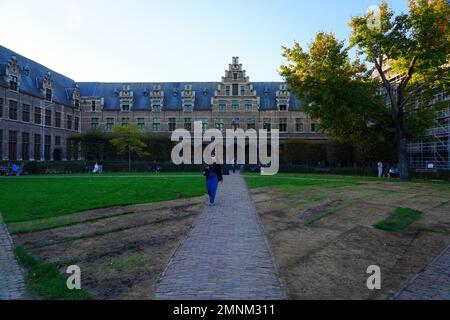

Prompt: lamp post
xmin=41 ymin=101 xmax=55 ymax=161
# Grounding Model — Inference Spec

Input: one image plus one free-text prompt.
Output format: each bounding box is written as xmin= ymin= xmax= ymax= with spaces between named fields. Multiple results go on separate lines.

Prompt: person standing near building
xmin=377 ymin=160 xmax=383 ymax=178
xmin=203 ymin=156 xmax=223 ymax=206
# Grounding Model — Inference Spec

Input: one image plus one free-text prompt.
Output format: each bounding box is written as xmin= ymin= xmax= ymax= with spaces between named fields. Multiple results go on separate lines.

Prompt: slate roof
xmin=0 ymin=45 xmax=302 ymax=111
xmin=0 ymin=45 xmax=78 ymax=107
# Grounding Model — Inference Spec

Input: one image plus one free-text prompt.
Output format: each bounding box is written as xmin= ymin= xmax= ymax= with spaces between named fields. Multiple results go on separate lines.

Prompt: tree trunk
xmin=128 ymin=145 xmax=131 ymax=172
xmin=396 ymin=134 xmax=409 ymax=181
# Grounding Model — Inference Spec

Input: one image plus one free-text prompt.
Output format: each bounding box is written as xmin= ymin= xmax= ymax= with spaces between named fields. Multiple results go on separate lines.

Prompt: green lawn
xmin=0 ymin=174 xmax=205 ymax=223
xmin=243 ymin=172 xmax=363 ymax=190
xmin=374 ymin=207 xmax=422 ymax=232
xmin=15 ymin=246 xmax=91 ymax=300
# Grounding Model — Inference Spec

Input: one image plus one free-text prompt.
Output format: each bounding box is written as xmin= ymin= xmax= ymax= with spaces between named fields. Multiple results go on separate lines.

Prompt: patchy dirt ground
xmin=10 ymin=196 xmax=206 ymax=299
xmin=249 ymin=180 xmax=450 ymax=300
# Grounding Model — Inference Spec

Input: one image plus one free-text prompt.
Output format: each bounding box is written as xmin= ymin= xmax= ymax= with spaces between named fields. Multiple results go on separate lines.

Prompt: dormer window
xmin=119 ymin=84 xmax=134 ymax=111
xmin=45 ymin=88 xmax=52 ymax=101
xmin=279 ymin=99 xmax=288 ymax=111
xmin=152 ymin=100 xmax=161 ymax=112
xmin=203 ymin=89 xmax=209 ymax=96
xmin=276 ymin=84 xmax=290 ymax=111
xmin=10 ymin=75 xmax=18 ymax=91
xmin=233 ymin=73 xmax=238 ymax=80
xmin=5 ymin=56 xmax=20 ymax=92
xmin=74 ymin=99 xmax=80 ymax=108
xmin=183 ymin=99 xmax=193 ymax=113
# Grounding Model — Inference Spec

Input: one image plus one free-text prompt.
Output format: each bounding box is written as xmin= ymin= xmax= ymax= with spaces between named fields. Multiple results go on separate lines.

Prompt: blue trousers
xmin=206 ymin=173 xmax=219 ymax=204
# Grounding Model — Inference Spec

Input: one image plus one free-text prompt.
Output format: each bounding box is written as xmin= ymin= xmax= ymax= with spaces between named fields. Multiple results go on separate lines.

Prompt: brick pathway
xmin=0 ymin=213 xmax=26 ymax=300
xmin=154 ymin=173 xmax=286 ymax=300
xmin=395 ymin=244 xmax=450 ymax=300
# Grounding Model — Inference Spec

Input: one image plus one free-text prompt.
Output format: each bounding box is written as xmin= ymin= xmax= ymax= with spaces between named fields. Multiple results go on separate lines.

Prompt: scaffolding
xmin=408 ymin=100 xmax=450 ymax=171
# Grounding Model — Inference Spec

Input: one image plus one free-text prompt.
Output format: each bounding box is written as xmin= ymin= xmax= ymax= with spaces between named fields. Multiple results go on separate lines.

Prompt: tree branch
xmin=374 ymin=58 xmax=397 ymax=115
xmin=399 ymin=81 xmax=430 ymax=109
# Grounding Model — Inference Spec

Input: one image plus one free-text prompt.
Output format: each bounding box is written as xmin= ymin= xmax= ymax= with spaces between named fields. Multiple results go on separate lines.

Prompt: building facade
xmin=1 ymin=45 xmax=325 ymax=162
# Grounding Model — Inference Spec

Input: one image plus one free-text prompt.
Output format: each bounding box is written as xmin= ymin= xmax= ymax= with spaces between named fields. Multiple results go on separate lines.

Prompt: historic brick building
xmin=0 ymin=45 xmax=325 ymax=161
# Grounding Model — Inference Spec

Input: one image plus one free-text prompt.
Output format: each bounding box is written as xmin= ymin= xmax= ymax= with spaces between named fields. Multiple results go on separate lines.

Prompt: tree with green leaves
xmin=282 ymin=0 xmax=449 ymax=180
xmin=110 ymin=124 xmax=149 ymax=171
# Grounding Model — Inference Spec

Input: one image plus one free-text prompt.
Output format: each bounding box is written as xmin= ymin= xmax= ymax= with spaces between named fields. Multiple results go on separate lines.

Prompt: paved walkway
xmin=154 ymin=173 xmax=285 ymax=300
xmin=395 ymin=244 xmax=450 ymax=300
xmin=0 ymin=213 xmax=26 ymax=300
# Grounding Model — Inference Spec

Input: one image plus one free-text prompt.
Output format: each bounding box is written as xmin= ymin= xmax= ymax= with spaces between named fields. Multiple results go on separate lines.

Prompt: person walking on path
xmin=377 ymin=160 xmax=383 ymax=178
xmin=203 ymin=156 xmax=223 ymax=206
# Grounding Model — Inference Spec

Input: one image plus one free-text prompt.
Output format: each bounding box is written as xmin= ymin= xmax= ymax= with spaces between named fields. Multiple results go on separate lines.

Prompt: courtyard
xmin=0 ymin=172 xmax=449 ymax=299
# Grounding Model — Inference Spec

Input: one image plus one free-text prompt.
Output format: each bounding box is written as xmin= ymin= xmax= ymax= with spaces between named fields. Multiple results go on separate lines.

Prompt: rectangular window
xmin=45 ymin=88 xmax=52 ymax=101
xmin=55 ymin=111 xmax=61 ymax=128
xmin=240 ymin=86 xmax=245 ymax=96
xmin=153 ymin=118 xmax=161 ymax=132
xmin=34 ymin=107 xmax=42 ymax=124
xmin=10 ymin=75 xmax=18 ymax=91
xmin=201 ymin=118 xmax=208 ymax=132
xmin=106 ymin=118 xmax=114 ymax=132
xmin=91 ymin=100 xmax=96 ymax=112
xmin=0 ymin=129 xmax=2 ymax=159
xmin=183 ymin=100 xmax=193 ymax=113
xmin=0 ymin=98 xmax=3 ymax=118
xmin=247 ymin=118 xmax=256 ymax=130
xmin=66 ymin=114 xmax=73 ymax=130
xmin=22 ymin=132 xmax=30 ymax=160
xmin=233 ymin=73 xmax=238 ymax=80
xmin=226 ymin=86 xmax=231 ymax=96
xmin=137 ymin=118 xmax=145 ymax=131
xmin=45 ymin=109 xmax=52 ymax=126
xmin=22 ymin=104 xmax=30 ymax=122
xmin=184 ymin=118 xmax=192 ymax=131
xmin=232 ymin=84 xmax=239 ymax=96
xmin=91 ymin=117 xmax=99 ymax=129
xmin=232 ymin=100 xmax=239 ymax=112
xmin=279 ymin=118 xmax=288 ymax=132
xmin=55 ymin=136 xmax=61 ymax=146
xmin=34 ymin=134 xmax=41 ymax=160
xmin=168 ymin=118 xmax=176 ymax=131
xmin=152 ymin=102 xmax=161 ymax=112
xmin=121 ymin=117 xmax=129 ymax=127
xmin=263 ymin=118 xmax=271 ymax=131
xmin=8 ymin=130 xmax=17 ymax=160
xmin=74 ymin=116 xmax=79 ymax=131
xmin=215 ymin=118 xmax=224 ymax=132
xmin=231 ymin=118 xmax=240 ymax=130
xmin=219 ymin=100 xmax=227 ymax=112
xmin=311 ymin=123 xmax=316 ymax=132
xmin=295 ymin=118 xmax=304 ymax=132
xmin=9 ymin=100 xmax=18 ymax=120
xmin=121 ymin=104 xmax=130 ymax=112
xmin=44 ymin=135 xmax=51 ymax=160
xmin=74 ymin=99 xmax=80 ymax=109
xmin=244 ymin=100 xmax=252 ymax=112
xmin=279 ymin=99 xmax=288 ymax=111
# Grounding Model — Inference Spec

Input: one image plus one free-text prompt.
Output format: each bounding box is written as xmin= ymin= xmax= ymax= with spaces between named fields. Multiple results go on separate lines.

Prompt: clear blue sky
xmin=0 ymin=0 xmax=410 ymax=82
